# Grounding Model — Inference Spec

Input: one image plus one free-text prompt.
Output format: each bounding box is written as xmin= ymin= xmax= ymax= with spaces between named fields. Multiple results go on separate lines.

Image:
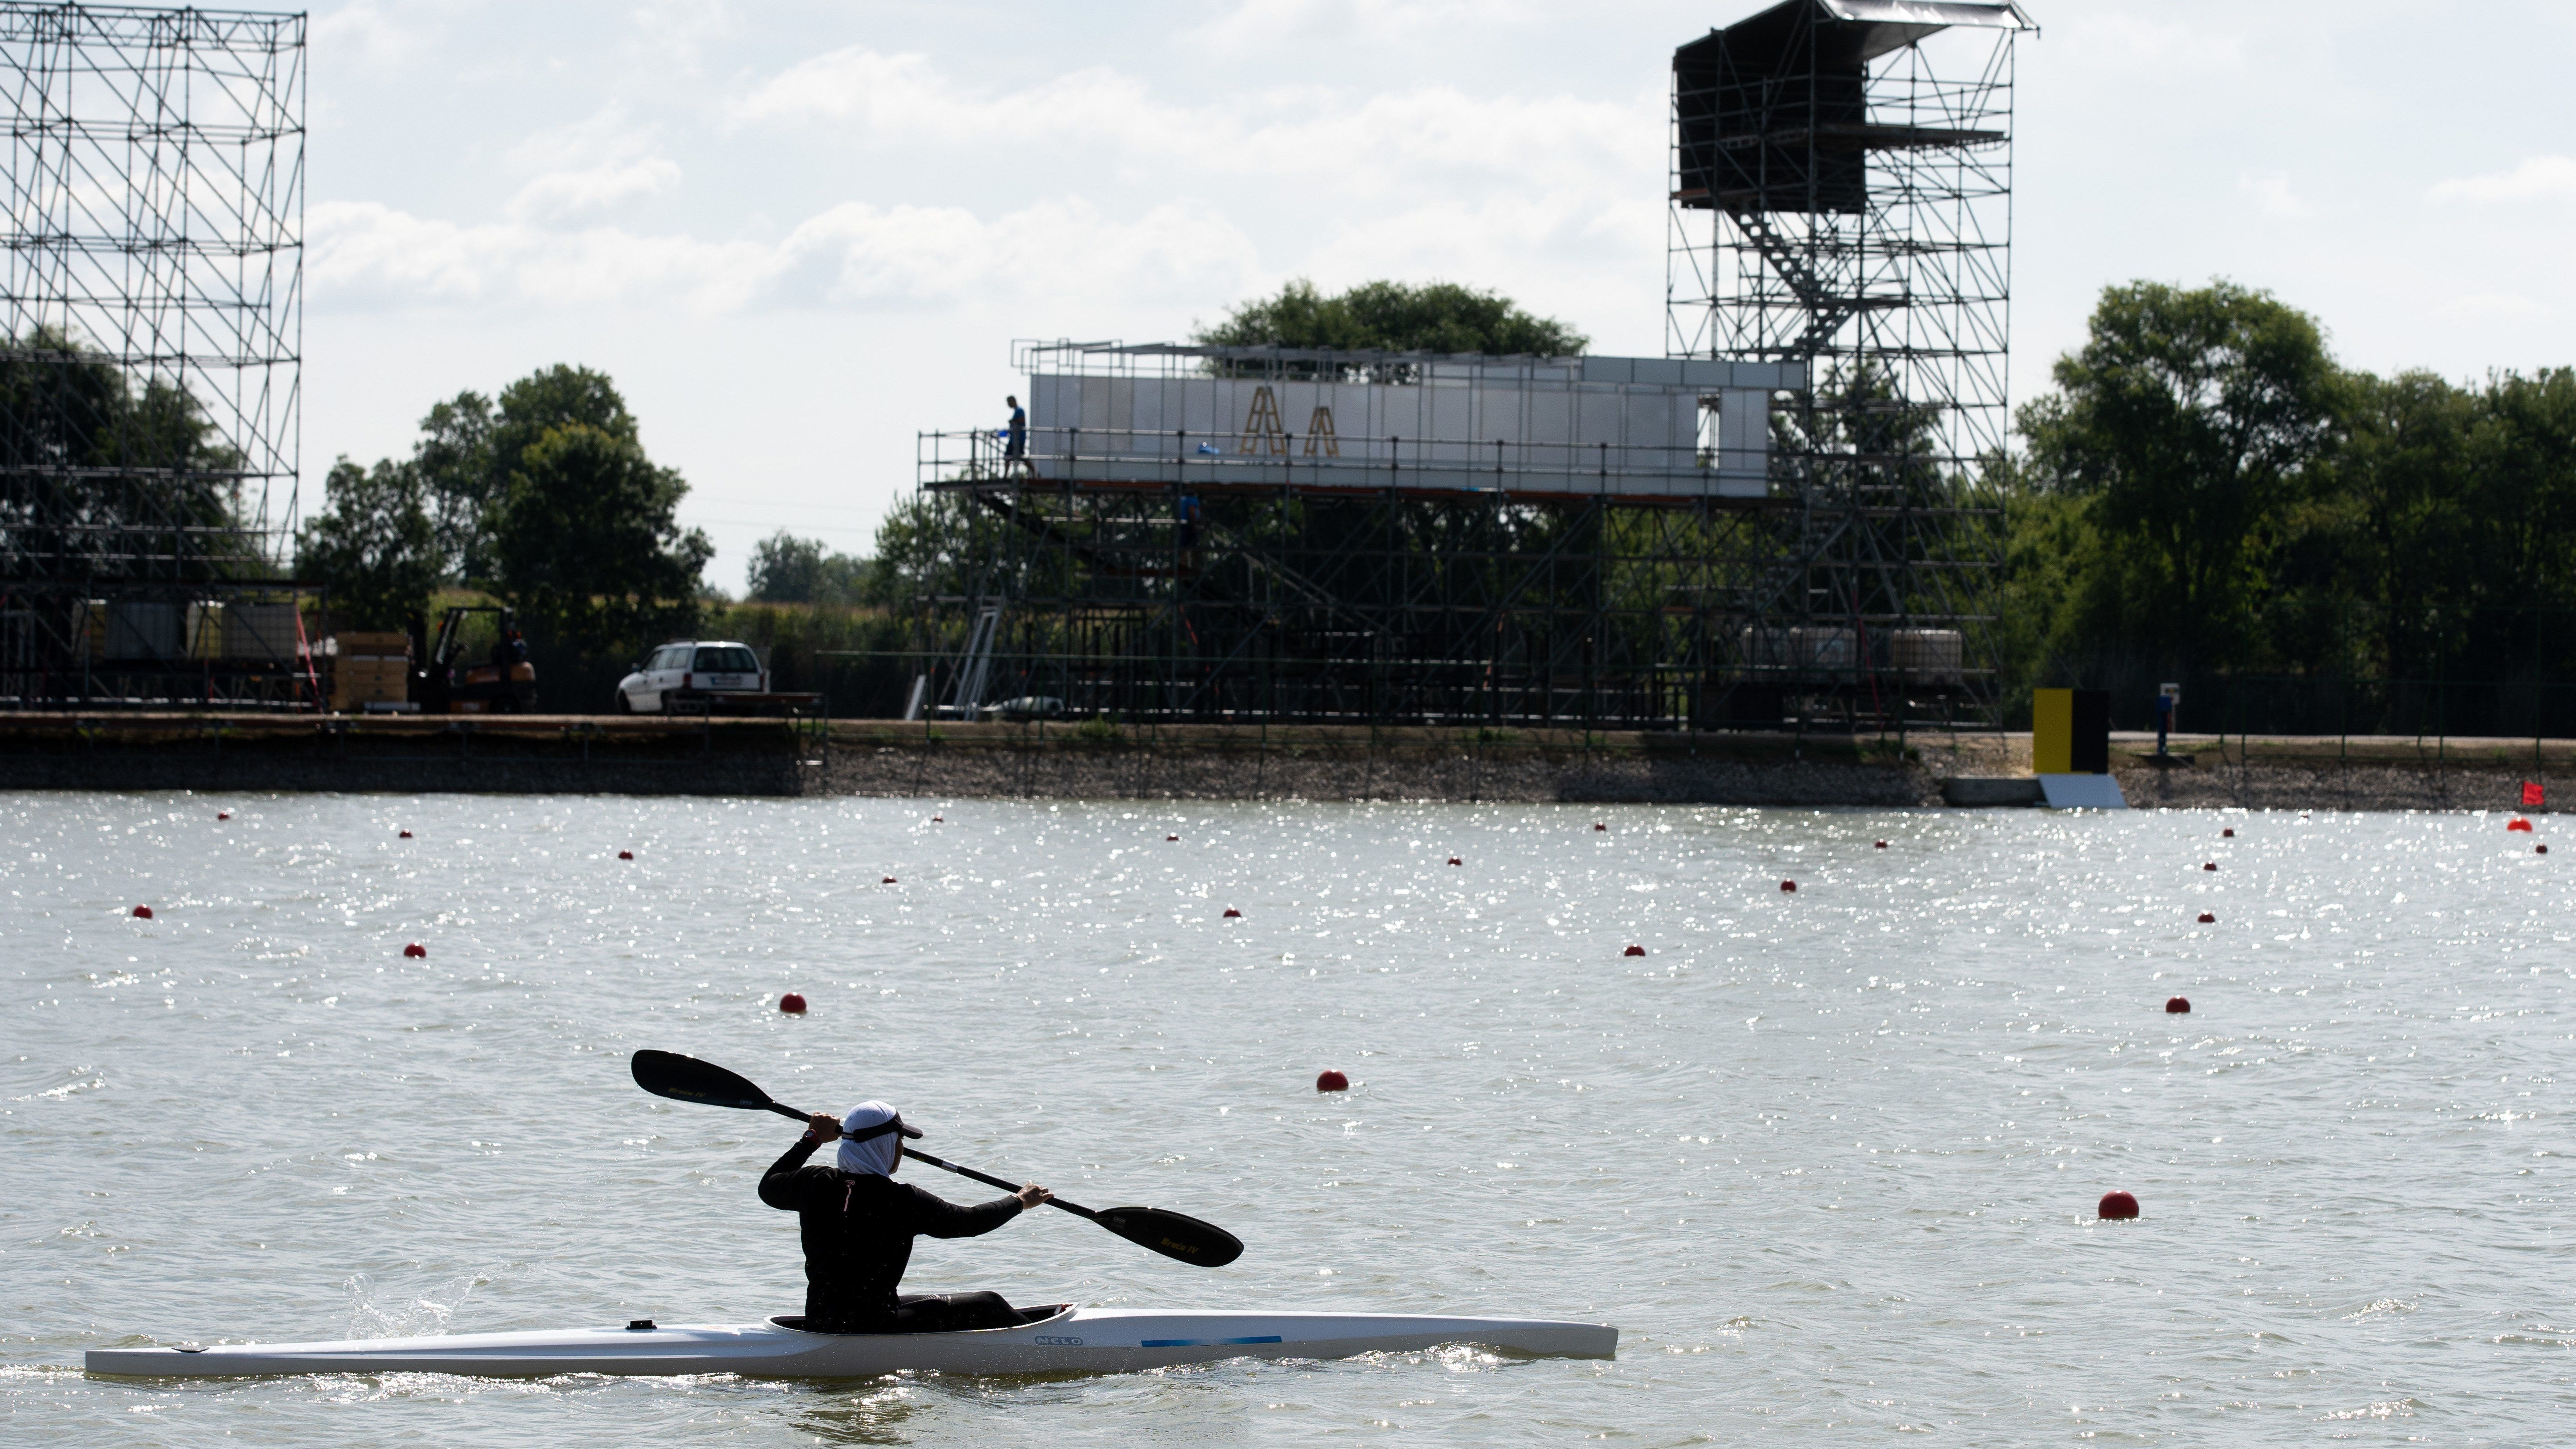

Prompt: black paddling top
xmin=758 ymin=1136 xmax=1023 ymax=1327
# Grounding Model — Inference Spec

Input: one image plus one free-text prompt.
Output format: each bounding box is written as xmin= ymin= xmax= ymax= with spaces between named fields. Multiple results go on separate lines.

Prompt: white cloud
xmin=309 ymin=201 xmax=766 ymax=311
xmin=501 ymin=104 xmax=682 ymax=221
xmin=507 ymin=158 xmax=682 ymax=221
xmin=2070 ymin=14 xmax=2247 ymax=73
xmin=1186 ymin=0 xmax=1544 ymax=56
xmin=781 ymin=198 xmax=1263 ymax=310
xmin=728 ymin=47 xmax=1654 ymax=201
xmin=309 ymin=196 xmax=1265 ymax=317
xmin=313 ymin=1 xmax=427 ymax=71
xmin=2429 ymin=291 xmax=2549 ymax=323
xmin=2429 ymin=155 xmax=2576 ymax=204
xmin=2237 ymin=173 xmax=2308 ymax=219
xmin=626 ymin=0 xmax=739 ymax=72
xmin=309 ymin=202 xmax=520 ymax=303
xmin=733 ymin=49 xmax=1181 ymax=152
xmin=507 ymin=104 xmax=654 ymax=173
xmin=316 ymin=43 xmax=1660 ymax=354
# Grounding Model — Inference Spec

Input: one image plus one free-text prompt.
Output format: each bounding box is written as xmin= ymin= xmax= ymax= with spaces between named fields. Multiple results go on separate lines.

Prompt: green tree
xmin=863 ymin=491 xmax=1004 ymax=608
xmin=490 ymin=423 xmax=712 ymax=648
xmin=409 ymin=391 xmax=499 ymax=583
xmin=2300 ymin=370 xmax=2480 ymax=681
xmin=1194 ymin=279 xmax=1588 ymax=369
xmin=2464 ymin=369 xmax=2576 ymax=633
xmin=2016 ymin=280 xmax=2342 ymax=668
xmin=0 ymin=325 xmax=249 ymax=581
xmin=401 ymin=367 xmax=641 ymax=586
xmin=493 ymin=365 xmax=638 ymax=471
xmin=746 ymin=529 xmax=872 ymax=604
xmin=295 ymin=457 xmax=437 ymax=630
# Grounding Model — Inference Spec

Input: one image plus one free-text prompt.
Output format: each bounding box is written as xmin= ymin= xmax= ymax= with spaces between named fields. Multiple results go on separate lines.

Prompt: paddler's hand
xmin=1014 ymin=1183 xmax=1052 ymax=1210
xmin=802 ymin=1113 xmax=843 ymax=1145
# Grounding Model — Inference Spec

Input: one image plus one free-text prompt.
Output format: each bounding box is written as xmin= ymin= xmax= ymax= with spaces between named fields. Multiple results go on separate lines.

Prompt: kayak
xmin=86 ymin=1304 xmax=1616 ymax=1378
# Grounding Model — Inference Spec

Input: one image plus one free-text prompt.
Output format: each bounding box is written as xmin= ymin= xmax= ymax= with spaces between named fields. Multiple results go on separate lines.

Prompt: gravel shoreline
xmin=818 ymin=729 xmax=2564 ymax=812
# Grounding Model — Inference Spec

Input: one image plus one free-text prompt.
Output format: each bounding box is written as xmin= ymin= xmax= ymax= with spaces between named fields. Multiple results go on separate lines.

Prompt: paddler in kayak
xmin=761 ymin=1101 xmax=1053 ymax=1334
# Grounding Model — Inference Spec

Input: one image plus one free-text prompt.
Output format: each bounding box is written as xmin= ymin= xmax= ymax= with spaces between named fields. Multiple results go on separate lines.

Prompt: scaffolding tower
xmin=899 ymin=0 xmax=2029 ymax=734
xmin=0 ymin=2 xmax=308 ymax=708
xmin=908 ymin=343 xmax=1846 ymax=731
xmin=1668 ymin=0 xmax=2030 ymax=727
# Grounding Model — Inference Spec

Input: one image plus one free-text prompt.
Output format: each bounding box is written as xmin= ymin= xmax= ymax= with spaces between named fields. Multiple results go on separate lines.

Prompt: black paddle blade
xmin=631 ymin=1050 xmax=776 ymax=1112
xmin=1093 ymin=1207 xmax=1244 ymax=1269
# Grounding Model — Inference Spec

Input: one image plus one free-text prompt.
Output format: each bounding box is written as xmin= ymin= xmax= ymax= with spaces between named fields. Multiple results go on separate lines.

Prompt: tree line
xmin=739 ymin=275 xmax=2576 ymax=727
xmin=2003 ymin=280 xmax=2576 ymax=724
xmin=297 ymin=365 xmax=712 ymax=653
xmin=278 ymin=277 xmax=2575 ymax=726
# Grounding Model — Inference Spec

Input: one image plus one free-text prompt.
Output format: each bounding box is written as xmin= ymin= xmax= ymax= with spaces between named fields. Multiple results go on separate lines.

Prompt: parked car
xmin=616 ymin=640 xmax=766 ymax=713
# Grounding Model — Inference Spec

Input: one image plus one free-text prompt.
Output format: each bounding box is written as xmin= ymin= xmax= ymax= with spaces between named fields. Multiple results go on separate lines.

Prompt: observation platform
xmin=922 ymin=342 xmax=1805 ymax=506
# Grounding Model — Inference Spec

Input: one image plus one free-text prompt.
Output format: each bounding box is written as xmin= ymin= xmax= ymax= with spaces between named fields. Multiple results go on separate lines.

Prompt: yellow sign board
xmin=2031 ymin=687 xmax=2072 ymax=775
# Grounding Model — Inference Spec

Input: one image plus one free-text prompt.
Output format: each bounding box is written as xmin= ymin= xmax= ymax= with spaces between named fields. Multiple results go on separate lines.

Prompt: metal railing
xmin=919 ymin=425 xmax=1755 ymax=501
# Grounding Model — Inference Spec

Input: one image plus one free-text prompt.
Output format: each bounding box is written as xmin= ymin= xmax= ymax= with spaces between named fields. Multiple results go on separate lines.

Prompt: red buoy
xmin=1780 ymin=879 xmax=1797 ymax=893
xmin=2222 ymin=827 xmax=2234 ymax=837
xmin=1447 ymin=856 xmax=1462 ymax=866
xmin=2197 ymin=912 xmax=2215 ymax=923
xmin=130 ymin=904 xmax=153 ymax=919
xmin=1167 ymin=834 xmax=1179 ymax=841
xmin=402 ymin=942 xmax=426 ymax=958
xmin=1594 ymin=823 xmax=1608 ymax=832
xmin=779 ymin=992 xmax=807 ymax=1014
xmin=1315 ymin=1069 xmax=1349 ymax=1092
xmin=2097 ymin=1190 xmax=2142 ymax=1220
xmin=398 ymin=829 xmax=413 ymax=839
xmin=1875 ymin=840 xmax=1888 ymax=849
xmin=1223 ymin=908 xmax=1242 ymax=918
xmin=2508 ymin=817 xmax=2534 ymax=833
xmin=216 ymin=811 xmax=231 ymax=821
xmin=882 ymin=875 xmax=897 ymax=884
xmin=617 ymin=850 xmax=634 ymax=861
xmin=2165 ymin=996 xmax=2191 ymax=1014
xmin=1623 ymin=944 xmax=1645 ymax=956
xmin=2202 ymin=862 xmax=2216 ymax=871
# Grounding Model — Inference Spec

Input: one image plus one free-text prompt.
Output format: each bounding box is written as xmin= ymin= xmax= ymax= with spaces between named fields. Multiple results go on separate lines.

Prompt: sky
xmin=288 ymin=0 xmax=2576 ymax=593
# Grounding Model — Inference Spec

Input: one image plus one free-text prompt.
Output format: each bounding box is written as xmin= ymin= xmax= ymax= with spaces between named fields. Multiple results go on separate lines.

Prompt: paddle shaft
xmin=634 ymin=1050 xmax=1240 ymax=1265
xmin=758 ymin=1099 xmax=1105 ymax=1220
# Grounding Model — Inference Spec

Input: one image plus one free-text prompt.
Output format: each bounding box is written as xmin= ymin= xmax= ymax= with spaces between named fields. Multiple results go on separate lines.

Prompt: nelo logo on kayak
xmin=1034 ymin=1335 xmax=1085 ymax=1346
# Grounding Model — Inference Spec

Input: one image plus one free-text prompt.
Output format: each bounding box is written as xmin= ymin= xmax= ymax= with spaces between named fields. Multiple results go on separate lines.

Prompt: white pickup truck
xmin=614 ymin=640 xmax=766 ymax=714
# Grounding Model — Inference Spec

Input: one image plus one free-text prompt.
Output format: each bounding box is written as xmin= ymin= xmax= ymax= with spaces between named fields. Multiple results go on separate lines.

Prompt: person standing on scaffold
xmin=1003 ymin=395 xmax=1036 ymax=478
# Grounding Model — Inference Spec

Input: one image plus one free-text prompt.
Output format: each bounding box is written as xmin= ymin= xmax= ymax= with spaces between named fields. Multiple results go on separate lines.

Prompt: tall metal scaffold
xmin=1668 ymin=0 xmax=2031 ymax=728
xmin=908 ymin=343 xmax=1808 ymax=732
xmin=0 ymin=2 xmax=306 ymax=707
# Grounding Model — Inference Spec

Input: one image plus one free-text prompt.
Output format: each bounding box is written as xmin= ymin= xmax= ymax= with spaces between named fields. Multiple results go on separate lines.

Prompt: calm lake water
xmin=5 ymin=793 xmax=2572 ymax=1445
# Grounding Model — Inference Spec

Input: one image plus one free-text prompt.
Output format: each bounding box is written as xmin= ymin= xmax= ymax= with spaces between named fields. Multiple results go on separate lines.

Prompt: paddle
xmin=629 ymin=1050 xmax=1243 ymax=1268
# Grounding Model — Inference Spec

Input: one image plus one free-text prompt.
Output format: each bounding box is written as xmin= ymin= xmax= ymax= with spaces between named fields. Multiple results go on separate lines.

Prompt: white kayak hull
xmin=86 ymin=1304 xmax=1616 ymax=1378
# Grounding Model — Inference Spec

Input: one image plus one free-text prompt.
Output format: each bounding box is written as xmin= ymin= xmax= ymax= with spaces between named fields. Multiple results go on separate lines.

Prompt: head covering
xmin=835 ymin=1100 xmax=923 ymax=1177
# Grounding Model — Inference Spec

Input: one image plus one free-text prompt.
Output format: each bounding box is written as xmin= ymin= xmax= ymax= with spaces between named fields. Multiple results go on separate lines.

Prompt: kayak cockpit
xmin=766 ymin=1304 xmax=1075 ymax=1337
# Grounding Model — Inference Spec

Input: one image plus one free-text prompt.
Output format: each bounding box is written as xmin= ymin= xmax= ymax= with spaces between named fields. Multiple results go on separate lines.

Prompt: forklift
xmin=409 ymin=604 xmax=538 ymax=713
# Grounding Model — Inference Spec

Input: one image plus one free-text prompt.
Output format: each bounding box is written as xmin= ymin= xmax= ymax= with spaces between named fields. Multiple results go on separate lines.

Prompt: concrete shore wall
xmin=0 ymin=714 xmax=812 ymax=796
xmin=0 ymin=713 xmax=2562 ymax=811
xmin=2110 ymin=744 xmax=2555 ymax=814
xmin=826 ymin=728 xmax=2564 ymax=812
xmin=823 ymin=726 xmax=1943 ymax=806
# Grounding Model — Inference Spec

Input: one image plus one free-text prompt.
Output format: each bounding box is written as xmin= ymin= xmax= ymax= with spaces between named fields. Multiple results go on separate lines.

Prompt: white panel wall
xmin=1024 ymin=358 xmax=1787 ymax=498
